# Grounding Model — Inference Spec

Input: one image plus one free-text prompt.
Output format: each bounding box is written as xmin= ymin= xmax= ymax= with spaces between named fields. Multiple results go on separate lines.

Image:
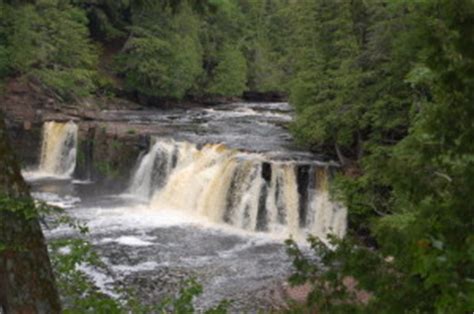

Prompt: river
xmin=23 ymin=102 xmax=347 ymax=312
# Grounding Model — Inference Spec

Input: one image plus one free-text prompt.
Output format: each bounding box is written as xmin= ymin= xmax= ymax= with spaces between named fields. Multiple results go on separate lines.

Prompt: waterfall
xmin=129 ymin=140 xmax=177 ymax=199
xmin=129 ymin=138 xmax=347 ymax=241
xmin=38 ymin=121 xmax=78 ymax=177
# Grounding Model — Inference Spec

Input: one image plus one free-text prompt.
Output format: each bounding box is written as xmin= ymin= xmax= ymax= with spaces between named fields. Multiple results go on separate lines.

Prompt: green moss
xmin=96 ymin=160 xmax=119 ymax=178
xmin=76 ymin=142 xmax=86 ymax=168
xmin=110 ymin=139 xmax=123 ymax=149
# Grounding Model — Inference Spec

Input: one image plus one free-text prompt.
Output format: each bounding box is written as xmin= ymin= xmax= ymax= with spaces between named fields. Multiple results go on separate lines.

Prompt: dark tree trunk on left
xmin=0 ymin=112 xmax=61 ymax=313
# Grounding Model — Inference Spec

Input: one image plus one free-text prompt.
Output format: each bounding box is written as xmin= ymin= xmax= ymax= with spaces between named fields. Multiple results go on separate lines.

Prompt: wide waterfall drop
xmin=38 ymin=121 xmax=78 ymax=177
xmin=26 ymin=103 xmax=349 ymax=310
xmin=129 ymin=138 xmax=347 ymax=241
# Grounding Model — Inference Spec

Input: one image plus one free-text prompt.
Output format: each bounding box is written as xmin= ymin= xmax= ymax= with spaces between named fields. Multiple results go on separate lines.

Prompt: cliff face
xmin=1 ymin=79 xmax=53 ymax=167
xmin=74 ymin=122 xmax=146 ymax=192
xmin=1 ymin=78 xmax=146 ymax=190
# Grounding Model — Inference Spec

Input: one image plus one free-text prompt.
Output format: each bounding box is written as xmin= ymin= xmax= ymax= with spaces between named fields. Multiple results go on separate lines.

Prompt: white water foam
xmin=100 ymin=236 xmax=154 ymax=247
xmin=111 ymin=261 xmax=161 ymax=275
xmin=31 ymin=192 xmax=81 ymax=209
xmin=125 ymin=139 xmax=347 ymax=243
xmin=77 ymin=264 xmax=120 ymax=299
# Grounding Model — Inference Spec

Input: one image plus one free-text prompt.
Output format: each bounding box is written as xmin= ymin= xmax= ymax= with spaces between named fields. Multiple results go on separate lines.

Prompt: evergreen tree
xmin=198 ymin=0 xmax=246 ymax=95
xmin=5 ymin=1 xmax=99 ymax=99
xmin=0 ymin=3 xmax=10 ymax=79
xmin=289 ymin=0 xmax=360 ymax=155
xmin=286 ymin=1 xmax=474 ymax=312
xmin=207 ymin=44 xmax=247 ymax=96
xmin=119 ymin=2 xmax=202 ymax=99
xmin=243 ymin=0 xmax=291 ymax=92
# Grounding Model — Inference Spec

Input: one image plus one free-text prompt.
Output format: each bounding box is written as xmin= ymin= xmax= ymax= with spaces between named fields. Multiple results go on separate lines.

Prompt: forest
xmin=0 ymin=0 xmax=473 ymax=313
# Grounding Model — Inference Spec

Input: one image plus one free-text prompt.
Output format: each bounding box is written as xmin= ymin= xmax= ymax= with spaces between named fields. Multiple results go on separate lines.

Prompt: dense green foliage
xmin=0 ymin=0 xmax=291 ymax=100
xmin=206 ymin=44 xmax=247 ymax=96
xmin=1 ymin=0 xmax=99 ymax=99
xmin=286 ymin=0 xmax=474 ymax=312
xmin=115 ymin=0 xmax=288 ymax=99
xmin=243 ymin=0 xmax=290 ymax=92
xmin=118 ymin=3 xmax=203 ymax=99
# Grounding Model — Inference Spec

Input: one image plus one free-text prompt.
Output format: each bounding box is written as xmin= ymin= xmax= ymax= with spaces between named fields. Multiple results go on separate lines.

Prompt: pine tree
xmin=119 ymin=2 xmax=202 ymax=99
xmin=287 ymin=1 xmax=474 ymax=312
xmin=5 ymin=2 xmax=99 ymax=99
xmin=207 ymin=44 xmax=247 ymax=96
xmin=289 ymin=0 xmax=360 ymax=155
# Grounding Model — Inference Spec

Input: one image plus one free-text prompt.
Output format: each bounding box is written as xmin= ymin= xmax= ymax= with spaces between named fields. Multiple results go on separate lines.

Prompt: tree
xmin=207 ymin=44 xmax=247 ymax=96
xmin=242 ymin=0 xmax=291 ymax=93
xmin=0 ymin=111 xmax=61 ymax=313
xmin=119 ymin=2 xmax=202 ymax=99
xmin=289 ymin=0 xmax=360 ymax=157
xmin=3 ymin=1 xmax=99 ymax=99
xmin=0 ymin=3 xmax=10 ymax=79
xmin=286 ymin=1 xmax=474 ymax=312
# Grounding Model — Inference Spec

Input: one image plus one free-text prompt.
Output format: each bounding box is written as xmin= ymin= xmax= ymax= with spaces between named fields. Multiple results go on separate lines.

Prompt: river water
xmin=24 ymin=102 xmax=346 ymax=312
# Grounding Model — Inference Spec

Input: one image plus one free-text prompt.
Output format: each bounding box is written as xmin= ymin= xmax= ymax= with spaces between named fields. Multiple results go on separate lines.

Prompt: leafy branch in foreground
xmin=285 ymin=236 xmax=377 ymax=314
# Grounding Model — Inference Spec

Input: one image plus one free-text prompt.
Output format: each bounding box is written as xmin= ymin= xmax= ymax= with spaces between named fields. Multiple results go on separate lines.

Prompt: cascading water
xmin=38 ymin=121 xmax=78 ymax=177
xmin=26 ymin=103 xmax=348 ymax=311
xmin=129 ymin=138 xmax=347 ymax=241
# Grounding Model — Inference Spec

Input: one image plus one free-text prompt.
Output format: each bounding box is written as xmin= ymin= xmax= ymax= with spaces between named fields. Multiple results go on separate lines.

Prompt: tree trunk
xmin=0 ymin=112 xmax=61 ymax=313
xmin=335 ymin=143 xmax=350 ymax=167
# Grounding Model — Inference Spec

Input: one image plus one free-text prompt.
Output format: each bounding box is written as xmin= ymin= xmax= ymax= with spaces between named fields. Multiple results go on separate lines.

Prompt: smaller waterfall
xmin=128 ymin=140 xmax=178 ymax=199
xmin=129 ymin=138 xmax=347 ymax=241
xmin=38 ymin=121 xmax=78 ymax=177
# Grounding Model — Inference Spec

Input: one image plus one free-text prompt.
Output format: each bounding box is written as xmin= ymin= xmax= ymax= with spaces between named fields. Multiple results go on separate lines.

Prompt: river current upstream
xmin=24 ymin=102 xmax=347 ymax=312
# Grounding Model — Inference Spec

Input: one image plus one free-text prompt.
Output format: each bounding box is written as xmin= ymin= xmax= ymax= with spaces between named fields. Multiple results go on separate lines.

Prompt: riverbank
xmin=0 ymin=77 xmax=287 ymax=124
